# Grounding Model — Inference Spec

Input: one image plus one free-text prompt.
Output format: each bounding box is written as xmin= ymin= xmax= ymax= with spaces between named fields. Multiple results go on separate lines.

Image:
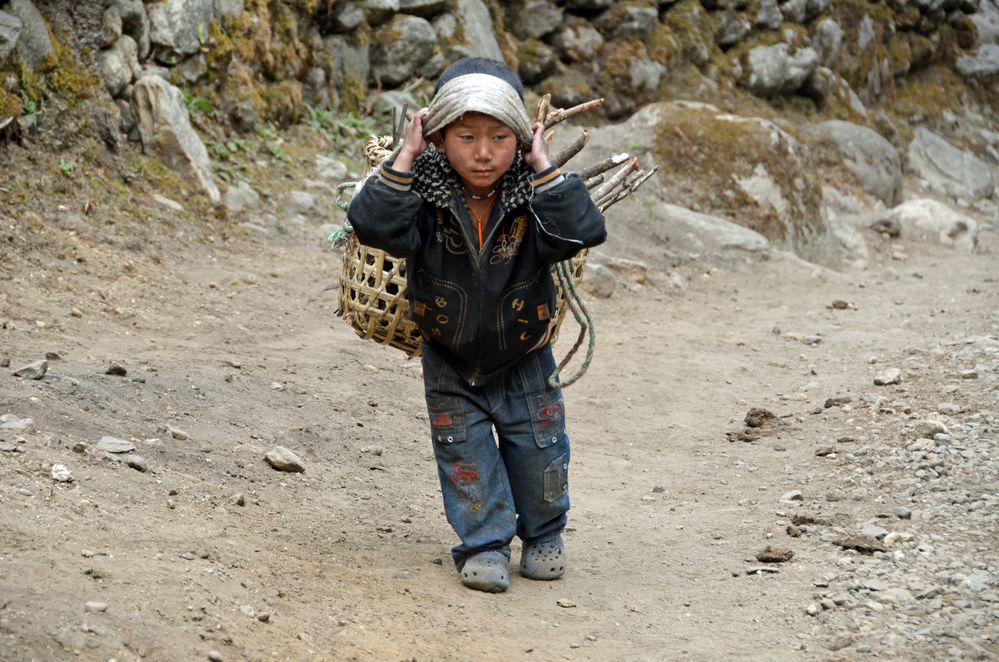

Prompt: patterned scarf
xmin=412 ymin=147 xmax=534 ymax=211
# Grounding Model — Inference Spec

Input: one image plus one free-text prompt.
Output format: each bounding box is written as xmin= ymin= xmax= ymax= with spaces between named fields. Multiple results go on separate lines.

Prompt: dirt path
xmin=1 ymin=149 xmax=997 ymax=661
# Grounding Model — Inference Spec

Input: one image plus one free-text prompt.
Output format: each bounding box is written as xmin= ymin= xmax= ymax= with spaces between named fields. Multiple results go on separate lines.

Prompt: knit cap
xmin=423 ymin=58 xmax=533 ymax=144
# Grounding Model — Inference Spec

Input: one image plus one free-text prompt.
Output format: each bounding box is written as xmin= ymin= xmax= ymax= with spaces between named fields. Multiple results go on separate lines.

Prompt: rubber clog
xmin=460 ymin=551 xmax=509 ymax=593
xmin=520 ymin=534 xmax=565 ymax=580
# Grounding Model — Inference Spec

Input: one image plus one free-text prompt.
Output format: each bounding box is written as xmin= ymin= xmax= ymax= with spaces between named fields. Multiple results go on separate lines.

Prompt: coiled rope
xmin=549 ymin=260 xmax=594 ymax=388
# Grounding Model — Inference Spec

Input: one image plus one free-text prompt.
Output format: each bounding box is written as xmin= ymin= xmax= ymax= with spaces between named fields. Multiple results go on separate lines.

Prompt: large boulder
xmin=650 ymin=203 xmax=771 ymax=253
xmin=111 ymin=0 xmax=150 ymax=59
xmin=320 ymin=1 xmax=366 ymax=32
xmin=0 ymin=11 xmax=22 ymax=64
xmin=98 ymin=35 xmax=141 ymax=97
xmin=970 ymin=0 xmax=999 ymax=45
xmin=907 ymin=128 xmax=995 ymax=201
xmin=538 ymin=69 xmax=594 ymax=109
xmin=812 ymin=18 xmax=843 ymax=68
xmin=592 ymin=102 xmax=831 ymax=262
xmin=549 ymin=18 xmax=605 ymax=63
xmin=956 ymin=44 xmax=999 ymax=79
xmin=446 ymin=0 xmax=504 ymax=61
xmin=371 ymin=14 xmax=436 ymax=87
xmin=324 ymin=35 xmax=370 ymax=109
xmin=715 ymin=12 xmax=752 ymax=48
xmin=505 ymin=0 xmax=564 ymax=40
xmin=594 ymin=4 xmax=659 ymax=40
xmin=148 ymin=0 xmax=215 ymax=61
xmin=803 ymin=67 xmax=868 ymax=121
xmin=7 ymin=0 xmax=52 ymax=71
xmin=594 ymin=41 xmax=666 ymax=119
xmin=132 ymin=75 xmax=220 ymax=204
xmin=363 ymin=0 xmax=400 ymax=26
xmin=816 ymin=120 xmax=902 ymax=206
xmin=756 ymin=0 xmax=783 ymax=29
xmin=744 ymin=43 xmax=820 ymax=97
xmin=882 ymin=199 xmax=978 ymax=252
xmin=517 ymin=39 xmax=558 ymax=84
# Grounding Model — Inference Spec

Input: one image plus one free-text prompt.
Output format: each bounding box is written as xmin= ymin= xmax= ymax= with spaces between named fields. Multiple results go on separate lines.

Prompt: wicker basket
xmin=337 ymin=232 xmax=588 ymax=357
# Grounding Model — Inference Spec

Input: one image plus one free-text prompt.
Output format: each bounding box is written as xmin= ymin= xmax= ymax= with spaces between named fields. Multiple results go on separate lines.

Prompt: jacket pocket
xmin=427 ymin=396 xmax=467 ymax=445
xmin=529 ymin=389 xmax=565 ymax=449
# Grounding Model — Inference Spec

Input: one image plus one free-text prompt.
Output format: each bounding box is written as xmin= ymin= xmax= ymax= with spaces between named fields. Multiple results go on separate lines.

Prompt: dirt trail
xmin=1 ymin=146 xmax=998 ymax=661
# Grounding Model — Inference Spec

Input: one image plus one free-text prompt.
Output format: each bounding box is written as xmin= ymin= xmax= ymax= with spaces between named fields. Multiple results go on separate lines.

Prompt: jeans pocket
xmin=528 ymin=389 xmax=565 ymax=449
xmin=543 ymin=453 xmax=568 ymax=503
xmin=428 ymin=396 xmax=467 ymax=445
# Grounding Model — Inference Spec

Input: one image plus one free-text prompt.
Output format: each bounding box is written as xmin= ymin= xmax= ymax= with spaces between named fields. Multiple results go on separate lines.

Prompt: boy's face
xmin=432 ymin=112 xmax=518 ymax=196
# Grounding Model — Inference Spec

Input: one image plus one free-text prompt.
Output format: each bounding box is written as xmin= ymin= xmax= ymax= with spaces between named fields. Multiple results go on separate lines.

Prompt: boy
xmin=347 ymin=58 xmax=606 ymax=593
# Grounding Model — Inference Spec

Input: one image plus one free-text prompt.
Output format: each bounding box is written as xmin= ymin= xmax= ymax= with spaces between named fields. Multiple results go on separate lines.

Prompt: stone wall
xmin=2 ymin=0 xmax=996 ymax=140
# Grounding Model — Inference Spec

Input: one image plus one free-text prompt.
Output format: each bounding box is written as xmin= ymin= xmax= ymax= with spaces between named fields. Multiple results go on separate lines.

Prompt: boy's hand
xmin=393 ymin=107 xmax=429 ymax=172
xmin=523 ymin=122 xmax=553 ymax=173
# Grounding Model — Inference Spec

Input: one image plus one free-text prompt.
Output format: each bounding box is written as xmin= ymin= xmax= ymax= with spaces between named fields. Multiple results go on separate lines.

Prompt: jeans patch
xmin=529 ymin=389 xmax=565 ymax=448
xmin=449 ymin=462 xmax=483 ymax=511
xmin=428 ymin=396 xmax=466 ymax=444
xmin=543 ymin=453 xmax=568 ymax=503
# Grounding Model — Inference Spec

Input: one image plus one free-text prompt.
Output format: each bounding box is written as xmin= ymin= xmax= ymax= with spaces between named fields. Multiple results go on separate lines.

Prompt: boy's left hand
xmin=523 ymin=122 xmax=553 ymax=173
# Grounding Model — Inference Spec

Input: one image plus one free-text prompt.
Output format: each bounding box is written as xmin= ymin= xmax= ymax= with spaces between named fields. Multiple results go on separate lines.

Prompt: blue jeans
xmin=421 ymin=342 xmax=570 ymax=570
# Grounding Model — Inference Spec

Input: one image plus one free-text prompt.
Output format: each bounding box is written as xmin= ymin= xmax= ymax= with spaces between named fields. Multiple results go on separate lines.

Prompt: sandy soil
xmin=0 ymin=131 xmax=997 ymax=662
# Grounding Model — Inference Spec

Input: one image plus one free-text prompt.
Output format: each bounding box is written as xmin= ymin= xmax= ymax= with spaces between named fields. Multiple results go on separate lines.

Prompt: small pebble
xmin=874 ymin=368 xmax=902 ymax=386
xmin=51 ymin=464 xmax=73 ymax=483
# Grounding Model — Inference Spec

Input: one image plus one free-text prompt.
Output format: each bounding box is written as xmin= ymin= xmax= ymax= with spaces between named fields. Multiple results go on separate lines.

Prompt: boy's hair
xmin=423 ymin=58 xmax=532 ymax=144
xmin=435 ymin=57 xmax=524 ymax=101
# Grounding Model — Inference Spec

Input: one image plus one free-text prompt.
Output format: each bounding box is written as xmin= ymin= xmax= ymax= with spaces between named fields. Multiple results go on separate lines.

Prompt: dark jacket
xmin=347 ymin=152 xmax=606 ymax=385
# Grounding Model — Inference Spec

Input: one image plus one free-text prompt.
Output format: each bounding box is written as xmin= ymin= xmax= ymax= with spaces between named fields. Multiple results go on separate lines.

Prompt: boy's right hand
xmin=393 ymin=107 xmax=429 ymax=172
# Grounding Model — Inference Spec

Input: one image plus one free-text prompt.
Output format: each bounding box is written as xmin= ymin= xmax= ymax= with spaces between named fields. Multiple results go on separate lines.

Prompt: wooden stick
xmin=584 ymin=174 xmax=604 ymax=189
xmin=596 ymin=178 xmax=632 ymax=209
xmin=552 ymin=129 xmax=589 ymax=168
xmin=591 ymin=157 xmax=638 ymax=201
xmin=578 ymin=152 xmax=631 ymax=181
xmin=597 ymin=166 xmax=660 ymax=212
xmin=543 ymin=98 xmax=604 ymax=129
xmin=391 ymin=103 xmax=410 ymax=147
xmin=535 ymin=94 xmax=551 ymax=124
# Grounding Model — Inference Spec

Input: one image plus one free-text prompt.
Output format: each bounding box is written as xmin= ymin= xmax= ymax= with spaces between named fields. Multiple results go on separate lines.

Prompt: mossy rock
xmin=594 ymin=40 xmax=666 ymax=118
xmin=891 ymin=65 xmax=967 ymax=125
xmin=662 ymin=0 xmax=717 ymax=68
xmin=516 ymin=38 xmax=558 ymax=85
xmin=538 ymin=69 xmax=594 ymax=109
xmin=646 ymin=24 xmax=681 ymax=65
xmin=649 ymin=101 xmax=828 ymax=259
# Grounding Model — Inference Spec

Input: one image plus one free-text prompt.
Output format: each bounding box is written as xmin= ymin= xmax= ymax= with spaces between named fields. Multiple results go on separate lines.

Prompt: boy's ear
xmin=428 ymin=131 xmax=444 ymax=151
